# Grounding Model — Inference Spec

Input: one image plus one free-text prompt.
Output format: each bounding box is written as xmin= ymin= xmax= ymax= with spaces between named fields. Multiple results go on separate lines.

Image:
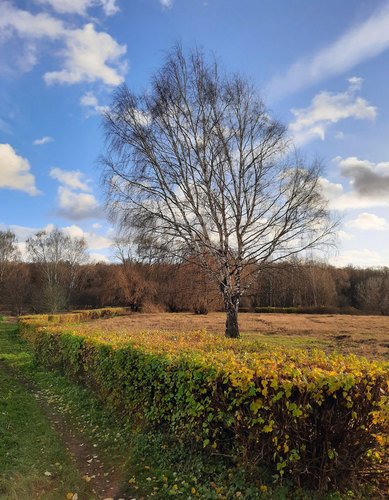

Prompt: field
xmin=80 ymin=312 xmax=389 ymax=359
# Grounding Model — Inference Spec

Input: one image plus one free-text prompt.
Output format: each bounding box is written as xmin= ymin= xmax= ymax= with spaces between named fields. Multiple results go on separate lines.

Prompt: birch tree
xmin=26 ymin=228 xmax=87 ymax=312
xmin=102 ymin=46 xmax=335 ymax=338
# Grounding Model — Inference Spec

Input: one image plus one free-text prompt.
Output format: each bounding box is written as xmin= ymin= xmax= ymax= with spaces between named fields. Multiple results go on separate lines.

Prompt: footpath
xmin=0 ymin=321 xmax=128 ymax=500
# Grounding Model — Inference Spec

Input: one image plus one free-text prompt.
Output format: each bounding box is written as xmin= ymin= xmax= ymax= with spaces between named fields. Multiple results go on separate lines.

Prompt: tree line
xmin=0 ymin=228 xmax=388 ymax=316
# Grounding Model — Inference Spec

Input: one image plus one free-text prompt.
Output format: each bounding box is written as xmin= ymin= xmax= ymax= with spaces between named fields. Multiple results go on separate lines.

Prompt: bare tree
xmin=0 ymin=230 xmax=20 ymax=285
xmin=357 ymin=272 xmax=389 ymax=315
xmin=7 ymin=263 xmax=31 ymax=315
xmin=102 ymin=46 xmax=336 ymax=337
xmin=113 ymin=236 xmax=156 ymax=310
xmin=26 ymin=228 xmax=87 ymax=312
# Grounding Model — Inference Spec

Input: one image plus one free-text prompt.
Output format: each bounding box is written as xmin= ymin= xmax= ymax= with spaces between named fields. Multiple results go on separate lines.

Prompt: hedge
xmin=20 ymin=307 xmax=129 ymax=326
xmin=253 ymin=306 xmax=362 ymax=315
xmin=19 ymin=314 xmax=388 ymax=490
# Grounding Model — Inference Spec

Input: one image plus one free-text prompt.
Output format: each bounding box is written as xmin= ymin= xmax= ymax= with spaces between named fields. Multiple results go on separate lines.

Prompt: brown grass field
xmin=86 ymin=312 xmax=389 ymax=360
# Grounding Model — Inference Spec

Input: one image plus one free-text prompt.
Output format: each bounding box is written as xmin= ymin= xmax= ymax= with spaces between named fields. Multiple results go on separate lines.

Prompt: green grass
xmin=0 ymin=323 xmax=88 ymax=499
xmin=0 ymin=321 xmax=376 ymax=499
xmin=243 ymin=332 xmax=330 ymax=349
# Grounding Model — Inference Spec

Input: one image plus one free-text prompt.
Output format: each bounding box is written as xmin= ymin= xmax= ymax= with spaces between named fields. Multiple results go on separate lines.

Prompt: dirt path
xmin=2 ymin=361 xmax=128 ymax=500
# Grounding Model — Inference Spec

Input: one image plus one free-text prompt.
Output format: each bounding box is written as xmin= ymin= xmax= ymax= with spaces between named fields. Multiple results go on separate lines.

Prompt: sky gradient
xmin=1 ymin=0 xmax=389 ymax=266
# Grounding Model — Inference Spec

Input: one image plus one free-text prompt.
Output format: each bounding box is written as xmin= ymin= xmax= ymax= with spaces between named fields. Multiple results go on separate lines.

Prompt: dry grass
xmin=83 ymin=312 xmax=389 ymax=360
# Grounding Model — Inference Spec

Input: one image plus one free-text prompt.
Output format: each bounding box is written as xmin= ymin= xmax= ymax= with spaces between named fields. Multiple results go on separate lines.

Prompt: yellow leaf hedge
xmin=19 ymin=313 xmax=388 ymax=490
xmin=21 ymin=307 xmax=129 ymax=326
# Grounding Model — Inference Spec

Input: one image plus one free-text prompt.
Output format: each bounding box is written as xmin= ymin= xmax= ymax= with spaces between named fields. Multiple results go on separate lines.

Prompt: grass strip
xmin=0 ymin=322 xmax=89 ymax=500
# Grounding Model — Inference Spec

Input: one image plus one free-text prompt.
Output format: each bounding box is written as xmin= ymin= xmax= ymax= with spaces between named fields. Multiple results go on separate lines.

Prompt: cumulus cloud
xmin=50 ymin=167 xmax=91 ymax=191
xmin=62 ymin=224 xmax=112 ymax=249
xmin=0 ymin=144 xmax=40 ymax=195
xmin=319 ymin=179 xmax=387 ymax=211
xmin=50 ymin=166 xmax=102 ymax=220
xmin=57 ymin=186 xmax=100 ymax=220
xmin=319 ymin=156 xmax=389 ymax=210
xmin=337 ymin=156 xmax=389 ymax=198
xmin=80 ymin=91 xmax=109 ymax=115
xmin=33 ymin=136 xmax=53 ymax=145
xmin=0 ymin=2 xmax=127 ymax=86
xmin=0 ymin=2 xmax=64 ymax=39
xmin=347 ymin=212 xmax=389 ymax=231
xmin=268 ymin=2 xmax=389 ymax=99
xmin=44 ymin=23 xmax=127 ymax=86
xmin=34 ymin=0 xmax=119 ymax=17
xmin=289 ymin=78 xmax=376 ymax=145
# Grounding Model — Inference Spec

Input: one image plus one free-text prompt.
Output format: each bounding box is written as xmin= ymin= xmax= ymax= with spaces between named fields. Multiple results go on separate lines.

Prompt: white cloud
xmin=268 ymin=2 xmax=389 ymax=99
xmin=1 ymin=222 xmax=112 ymax=261
xmin=347 ymin=212 xmax=389 ymax=231
xmin=319 ymin=177 xmax=389 ymax=211
xmin=289 ymin=79 xmax=376 ymax=145
xmin=99 ymin=0 xmax=119 ymax=16
xmin=89 ymin=252 xmax=110 ymax=263
xmin=92 ymin=222 xmax=102 ymax=229
xmin=44 ymin=23 xmax=127 ymax=86
xmin=347 ymin=76 xmax=363 ymax=91
xmin=0 ymin=223 xmax=55 ymax=244
xmin=0 ymin=2 xmax=65 ymax=39
xmin=0 ymin=3 xmax=127 ymax=86
xmin=34 ymin=0 xmax=119 ymax=16
xmin=80 ymin=91 xmax=109 ymax=115
xmin=330 ymin=248 xmax=383 ymax=268
xmin=337 ymin=230 xmax=354 ymax=241
xmin=50 ymin=166 xmax=102 ymax=220
xmin=62 ymin=224 xmax=112 ymax=249
xmin=334 ymin=131 xmax=345 ymax=140
xmin=318 ymin=177 xmax=344 ymax=201
xmin=50 ymin=167 xmax=91 ymax=192
xmin=57 ymin=186 xmax=100 ymax=220
xmin=319 ymin=154 xmax=389 ymax=210
xmin=80 ymin=91 xmax=98 ymax=107
xmin=86 ymin=233 xmax=112 ymax=249
xmin=33 ymin=136 xmax=53 ymax=145
xmin=336 ymin=156 xmax=389 ymax=198
xmin=0 ymin=144 xmax=40 ymax=196
xmin=160 ymin=0 xmax=173 ymax=8
xmin=16 ymin=42 xmax=38 ymax=73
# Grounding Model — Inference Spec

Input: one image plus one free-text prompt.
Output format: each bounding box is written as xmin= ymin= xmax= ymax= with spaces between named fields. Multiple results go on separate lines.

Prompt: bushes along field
xmin=19 ymin=312 xmax=388 ymax=491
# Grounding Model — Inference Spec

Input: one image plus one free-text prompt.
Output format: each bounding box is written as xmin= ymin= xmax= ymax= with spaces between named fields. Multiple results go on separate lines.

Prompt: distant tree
xmin=102 ymin=46 xmax=336 ymax=337
xmin=7 ymin=263 xmax=31 ymax=315
xmin=0 ymin=230 xmax=20 ymax=285
xmin=26 ymin=228 xmax=87 ymax=312
xmin=357 ymin=271 xmax=389 ymax=315
xmin=113 ymin=236 xmax=157 ymax=310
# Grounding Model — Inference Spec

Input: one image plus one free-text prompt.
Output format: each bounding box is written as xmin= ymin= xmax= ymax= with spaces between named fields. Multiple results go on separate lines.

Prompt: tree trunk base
xmin=225 ymin=305 xmax=240 ymax=338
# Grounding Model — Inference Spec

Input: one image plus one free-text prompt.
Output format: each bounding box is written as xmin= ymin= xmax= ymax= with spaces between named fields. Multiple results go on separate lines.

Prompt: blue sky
xmin=1 ymin=0 xmax=389 ymax=266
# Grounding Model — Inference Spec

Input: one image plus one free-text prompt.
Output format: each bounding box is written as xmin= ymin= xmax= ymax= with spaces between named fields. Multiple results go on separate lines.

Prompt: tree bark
xmin=224 ymin=295 xmax=240 ymax=338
